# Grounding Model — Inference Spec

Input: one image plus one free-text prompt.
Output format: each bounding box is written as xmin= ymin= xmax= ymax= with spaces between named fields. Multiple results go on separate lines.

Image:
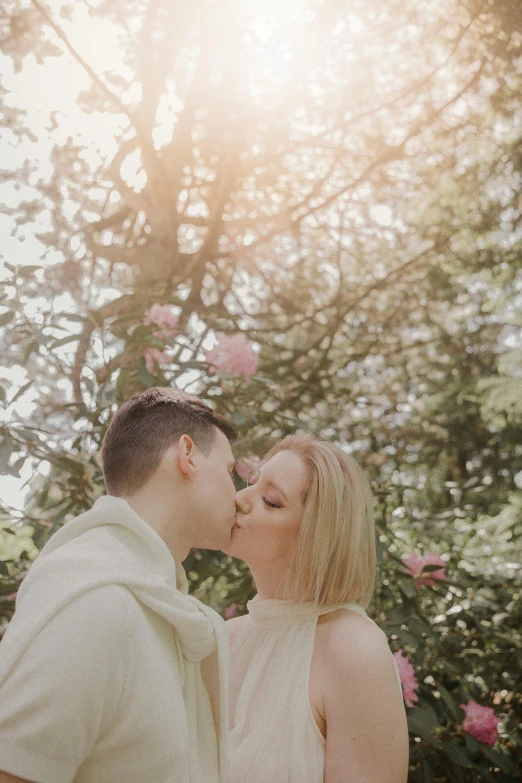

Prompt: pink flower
xmin=236 ymin=456 xmax=261 ymax=483
xmin=225 ymin=603 xmax=238 ymax=620
xmin=205 ymin=333 xmax=258 ymax=379
xmin=144 ymin=304 xmax=179 ymax=338
xmin=459 ymin=701 xmax=500 ymax=747
xmin=403 ymin=552 xmax=446 ymax=588
xmin=143 ymin=347 xmax=170 ymax=374
xmin=393 ymin=649 xmax=419 ymax=708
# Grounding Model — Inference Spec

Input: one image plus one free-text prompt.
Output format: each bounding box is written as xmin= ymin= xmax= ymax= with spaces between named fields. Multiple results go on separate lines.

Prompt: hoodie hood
xmin=0 ymin=495 xmax=229 ymax=776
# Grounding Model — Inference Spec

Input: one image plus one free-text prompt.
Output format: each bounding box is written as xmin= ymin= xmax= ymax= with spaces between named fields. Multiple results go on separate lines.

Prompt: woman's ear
xmin=176 ymin=434 xmax=197 ymax=479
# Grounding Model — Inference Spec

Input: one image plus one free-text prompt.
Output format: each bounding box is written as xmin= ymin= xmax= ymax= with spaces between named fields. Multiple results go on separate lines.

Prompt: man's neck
xmin=121 ymin=492 xmax=191 ymax=564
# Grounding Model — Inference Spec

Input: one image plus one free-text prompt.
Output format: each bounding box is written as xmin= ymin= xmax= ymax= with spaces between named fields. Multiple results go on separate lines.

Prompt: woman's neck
xmin=249 ymin=561 xmax=292 ymax=602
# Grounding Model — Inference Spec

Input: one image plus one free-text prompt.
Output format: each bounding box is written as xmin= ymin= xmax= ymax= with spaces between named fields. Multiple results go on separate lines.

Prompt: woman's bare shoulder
xmin=317 ymin=611 xmax=409 ymax=782
xmin=316 ymin=609 xmax=400 ymax=711
xmin=317 ymin=607 xmax=388 ymax=654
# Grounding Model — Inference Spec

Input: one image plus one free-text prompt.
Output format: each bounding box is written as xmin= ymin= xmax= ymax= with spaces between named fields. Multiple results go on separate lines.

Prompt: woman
xmin=223 ymin=432 xmax=409 ymax=782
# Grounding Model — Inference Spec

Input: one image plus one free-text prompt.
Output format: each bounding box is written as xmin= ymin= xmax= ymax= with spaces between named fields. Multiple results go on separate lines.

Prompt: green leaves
xmin=115 ymin=367 xmax=129 ymax=402
xmin=438 ymin=685 xmax=460 ymax=720
xmin=49 ymin=334 xmax=82 ymax=350
xmin=0 ymin=310 xmax=15 ymax=327
xmin=12 ymin=427 xmax=41 ymax=442
xmin=0 ymin=523 xmax=38 ymax=563
xmin=8 ymin=380 xmax=34 ymax=406
xmin=407 ymin=703 xmax=440 ymax=748
xmin=479 ymin=745 xmax=520 ymax=776
xmin=442 ymin=742 xmax=474 ymax=769
xmin=0 ymin=431 xmax=14 ymax=473
xmin=137 ymin=360 xmax=156 ymax=387
xmin=415 ymin=759 xmax=435 ymax=783
xmin=399 ymin=579 xmax=418 ymax=599
xmin=230 ymin=411 xmax=248 ymax=427
xmin=0 ymin=0 xmax=521 ymax=776
xmin=5 ymin=456 xmax=26 ymax=478
xmin=395 ymin=627 xmax=419 ymax=647
xmin=17 ymin=265 xmax=42 ymax=278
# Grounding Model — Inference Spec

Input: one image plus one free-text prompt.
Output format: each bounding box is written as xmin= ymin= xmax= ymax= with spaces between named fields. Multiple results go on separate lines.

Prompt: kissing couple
xmin=0 ymin=387 xmax=409 ymax=783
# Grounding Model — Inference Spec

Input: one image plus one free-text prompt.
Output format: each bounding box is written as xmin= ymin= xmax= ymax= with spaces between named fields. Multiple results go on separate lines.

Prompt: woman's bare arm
xmin=323 ymin=617 xmax=409 ymax=783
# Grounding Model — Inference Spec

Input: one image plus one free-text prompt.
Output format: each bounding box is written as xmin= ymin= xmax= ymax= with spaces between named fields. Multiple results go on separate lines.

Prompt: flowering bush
xmin=394 ymin=649 xmax=420 ymax=708
xmin=1 ymin=1 xmax=521 ymax=778
xmin=205 ymin=334 xmax=258 ymax=380
xmin=214 ymin=525 xmax=520 ymax=779
xmin=225 ymin=602 xmax=245 ymax=620
xmin=0 ymin=524 xmax=38 ymax=638
xmin=235 ymin=456 xmax=261 ymax=483
xmin=140 ymin=305 xmax=179 ymax=373
xmin=143 ymin=347 xmax=171 ymax=374
xmin=403 ymin=552 xmax=447 ymax=588
xmin=144 ymin=304 xmax=179 ymax=338
xmin=460 ymin=701 xmax=500 ymax=748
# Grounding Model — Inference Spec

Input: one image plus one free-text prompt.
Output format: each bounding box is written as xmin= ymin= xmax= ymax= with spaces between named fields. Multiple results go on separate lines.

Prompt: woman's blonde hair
xmin=264 ymin=432 xmax=376 ymax=608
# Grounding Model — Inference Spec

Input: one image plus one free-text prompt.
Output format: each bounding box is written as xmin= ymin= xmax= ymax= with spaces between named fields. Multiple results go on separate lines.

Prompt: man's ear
xmin=176 ymin=434 xmax=197 ymax=479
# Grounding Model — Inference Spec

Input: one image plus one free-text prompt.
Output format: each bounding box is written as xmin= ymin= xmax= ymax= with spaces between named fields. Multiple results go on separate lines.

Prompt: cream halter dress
xmin=226 ymin=596 xmax=403 ymax=783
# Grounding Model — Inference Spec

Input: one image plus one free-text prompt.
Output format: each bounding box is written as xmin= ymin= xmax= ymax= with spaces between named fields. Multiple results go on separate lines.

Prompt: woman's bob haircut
xmin=263 ymin=432 xmax=377 ymax=609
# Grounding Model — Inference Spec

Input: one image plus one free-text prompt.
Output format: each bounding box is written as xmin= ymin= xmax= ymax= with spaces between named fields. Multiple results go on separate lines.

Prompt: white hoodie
xmin=0 ymin=495 xmax=229 ymax=783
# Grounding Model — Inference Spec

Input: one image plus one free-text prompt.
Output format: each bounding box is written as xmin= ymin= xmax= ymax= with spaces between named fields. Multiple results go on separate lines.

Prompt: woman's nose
xmin=235 ymin=487 xmax=251 ymax=514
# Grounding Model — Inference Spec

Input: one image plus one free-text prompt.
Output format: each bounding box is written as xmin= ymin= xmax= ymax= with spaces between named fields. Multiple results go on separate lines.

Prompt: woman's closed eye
xmin=262 ymin=496 xmax=281 ymax=509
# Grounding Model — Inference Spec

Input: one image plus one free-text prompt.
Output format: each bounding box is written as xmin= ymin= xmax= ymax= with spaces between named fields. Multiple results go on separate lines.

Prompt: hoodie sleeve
xmin=0 ymin=584 xmax=132 ymax=783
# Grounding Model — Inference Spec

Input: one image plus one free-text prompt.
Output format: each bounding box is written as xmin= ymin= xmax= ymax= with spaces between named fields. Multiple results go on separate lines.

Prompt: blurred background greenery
xmin=0 ymin=0 xmax=521 ymax=779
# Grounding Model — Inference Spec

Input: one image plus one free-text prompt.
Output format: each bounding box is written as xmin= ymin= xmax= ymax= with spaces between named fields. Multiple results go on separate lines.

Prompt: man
xmin=0 ymin=388 xmax=237 ymax=783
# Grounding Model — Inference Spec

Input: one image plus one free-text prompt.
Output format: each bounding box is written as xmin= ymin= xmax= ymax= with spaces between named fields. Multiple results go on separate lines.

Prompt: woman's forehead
xmin=262 ymin=451 xmax=308 ymax=490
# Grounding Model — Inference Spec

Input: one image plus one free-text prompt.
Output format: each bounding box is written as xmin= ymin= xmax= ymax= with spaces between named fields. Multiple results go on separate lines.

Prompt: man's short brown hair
xmin=101 ymin=387 xmax=237 ymax=496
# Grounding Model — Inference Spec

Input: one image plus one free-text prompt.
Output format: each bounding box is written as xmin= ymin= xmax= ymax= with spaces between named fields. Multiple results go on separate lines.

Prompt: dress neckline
xmin=246 ymin=596 xmax=367 ymax=623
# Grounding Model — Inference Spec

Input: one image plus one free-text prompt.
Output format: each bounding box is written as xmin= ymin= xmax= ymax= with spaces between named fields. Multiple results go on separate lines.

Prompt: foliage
xmin=1 ymin=0 xmax=521 ymax=778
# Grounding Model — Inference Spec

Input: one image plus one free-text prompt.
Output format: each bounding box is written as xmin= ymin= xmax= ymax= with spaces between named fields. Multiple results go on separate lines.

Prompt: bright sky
xmin=1 ymin=1 xmax=498 ymax=512
xmin=0 ymin=1 xmax=367 ymax=510
xmin=0 ymin=7 xmax=120 ymax=509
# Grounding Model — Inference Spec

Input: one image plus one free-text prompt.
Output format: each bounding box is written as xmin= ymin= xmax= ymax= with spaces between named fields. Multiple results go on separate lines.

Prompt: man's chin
xmin=221 ymin=530 xmax=237 ymax=555
xmin=221 ymin=539 xmax=233 ymax=555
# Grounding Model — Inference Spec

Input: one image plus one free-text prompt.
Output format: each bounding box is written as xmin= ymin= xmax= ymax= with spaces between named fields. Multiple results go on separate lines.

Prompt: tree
xmin=1 ymin=0 xmax=521 ymax=778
